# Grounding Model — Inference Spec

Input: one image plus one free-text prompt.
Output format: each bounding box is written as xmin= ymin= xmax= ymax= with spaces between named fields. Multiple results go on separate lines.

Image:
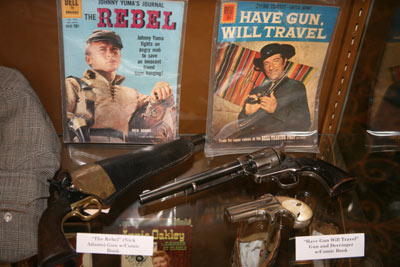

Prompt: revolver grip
xmin=275 ymin=196 xmax=313 ymax=229
xmin=296 ymin=158 xmax=357 ymax=197
xmin=38 ymin=197 xmax=76 ymax=267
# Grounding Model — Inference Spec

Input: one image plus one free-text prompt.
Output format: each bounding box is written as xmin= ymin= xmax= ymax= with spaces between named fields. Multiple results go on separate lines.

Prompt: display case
xmin=56 ymin=140 xmax=381 ymax=267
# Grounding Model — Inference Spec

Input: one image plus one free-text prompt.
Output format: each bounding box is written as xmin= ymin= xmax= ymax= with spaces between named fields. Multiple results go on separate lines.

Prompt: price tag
xmin=76 ymin=233 xmax=153 ymax=256
xmin=295 ymin=233 xmax=364 ymax=261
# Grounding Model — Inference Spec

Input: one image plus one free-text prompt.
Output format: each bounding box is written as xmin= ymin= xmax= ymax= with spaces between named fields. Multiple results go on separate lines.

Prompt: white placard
xmin=295 ymin=233 xmax=365 ymax=261
xmin=76 ymin=233 xmax=154 ymax=256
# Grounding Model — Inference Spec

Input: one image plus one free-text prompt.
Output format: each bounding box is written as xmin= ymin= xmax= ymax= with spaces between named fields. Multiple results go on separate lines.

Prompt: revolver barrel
xmin=139 ymin=160 xmax=244 ymax=204
xmin=225 ymin=194 xmax=276 ymax=223
xmin=139 ymin=147 xmax=284 ymax=204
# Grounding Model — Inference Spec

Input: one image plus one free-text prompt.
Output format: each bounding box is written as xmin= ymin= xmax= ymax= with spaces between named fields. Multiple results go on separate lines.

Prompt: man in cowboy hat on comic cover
xmin=236 ymin=43 xmax=311 ymax=136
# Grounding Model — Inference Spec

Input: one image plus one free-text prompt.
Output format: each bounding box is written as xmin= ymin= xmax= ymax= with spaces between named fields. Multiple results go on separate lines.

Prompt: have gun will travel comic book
xmin=205 ymin=0 xmax=340 ymax=157
xmin=58 ymin=0 xmax=187 ymax=144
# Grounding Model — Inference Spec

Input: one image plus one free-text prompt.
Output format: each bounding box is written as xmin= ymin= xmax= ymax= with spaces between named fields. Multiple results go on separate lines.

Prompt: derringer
xmin=139 ymin=147 xmax=357 ymax=204
xmin=225 ymin=194 xmax=313 ymax=229
xmin=227 ymin=194 xmax=313 ymax=267
xmin=38 ymin=134 xmax=204 ymax=267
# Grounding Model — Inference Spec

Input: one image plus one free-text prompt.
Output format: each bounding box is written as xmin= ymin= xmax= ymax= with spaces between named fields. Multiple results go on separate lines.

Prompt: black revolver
xmin=139 ymin=147 xmax=357 ymax=204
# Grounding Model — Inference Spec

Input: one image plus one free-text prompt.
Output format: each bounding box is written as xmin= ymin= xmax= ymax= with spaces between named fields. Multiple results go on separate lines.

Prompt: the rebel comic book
xmin=366 ymin=7 xmax=400 ymax=152
xmin=205 ymin=0 xmax=339 ymax=157
xmin=57 ymin=0 xmax=187 ymax=144
xmin=120 ymin=218 xmax=192 ymax=267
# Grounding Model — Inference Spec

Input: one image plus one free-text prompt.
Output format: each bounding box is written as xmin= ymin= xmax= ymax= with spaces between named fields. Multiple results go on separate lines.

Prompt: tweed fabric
xmin=0 ymin=66 xmax=61 ymax=263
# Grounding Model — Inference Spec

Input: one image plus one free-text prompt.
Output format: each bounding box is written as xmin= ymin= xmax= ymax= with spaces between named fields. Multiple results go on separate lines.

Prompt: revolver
xmin=38 ymin=135 xmax=204 ymax=267
xmin=139 ymin=147 xmax=357 ymax=204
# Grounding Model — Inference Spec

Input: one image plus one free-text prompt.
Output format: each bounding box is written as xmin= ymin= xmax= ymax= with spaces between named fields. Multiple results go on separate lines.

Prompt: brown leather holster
xmin=231 ymin=220 xmax=282 ymax=267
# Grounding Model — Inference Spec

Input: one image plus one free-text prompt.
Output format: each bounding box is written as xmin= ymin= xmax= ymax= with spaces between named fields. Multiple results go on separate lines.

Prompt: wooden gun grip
xmin=296 ymin=157 xmax=357 ymax=197
xmin=38 ymin=197 xmax=76 ymax=267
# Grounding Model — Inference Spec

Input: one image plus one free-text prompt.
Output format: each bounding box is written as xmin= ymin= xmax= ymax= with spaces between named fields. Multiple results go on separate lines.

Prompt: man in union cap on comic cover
xmin=86 ymin=29 xmax=124 ymax=49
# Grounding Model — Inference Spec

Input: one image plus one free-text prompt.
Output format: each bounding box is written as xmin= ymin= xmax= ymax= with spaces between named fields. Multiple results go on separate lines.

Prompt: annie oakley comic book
xmin=205 ymin=0 xmax=339 ymax=157
xmin=58 ymin=0 xmax=187 ymax=144
xmin=120 ymin=219 xmax=192 ymax=267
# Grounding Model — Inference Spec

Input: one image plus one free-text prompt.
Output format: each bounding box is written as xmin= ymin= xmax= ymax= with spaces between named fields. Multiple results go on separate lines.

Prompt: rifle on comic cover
xmin=38 ymin=134 xmax=204 ymax=267
xmin=139 ymin=147 xmax=357 ymax=205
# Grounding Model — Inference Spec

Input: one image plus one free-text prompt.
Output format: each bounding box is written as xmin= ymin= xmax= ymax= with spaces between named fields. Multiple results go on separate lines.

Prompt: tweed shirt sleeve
xmin=0 ymin=66 xmax=61 ymax=263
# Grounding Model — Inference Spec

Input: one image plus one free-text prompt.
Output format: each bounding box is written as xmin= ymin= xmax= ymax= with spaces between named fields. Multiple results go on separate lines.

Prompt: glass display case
xmin=57 ymin=139 xmax=382 ymax=267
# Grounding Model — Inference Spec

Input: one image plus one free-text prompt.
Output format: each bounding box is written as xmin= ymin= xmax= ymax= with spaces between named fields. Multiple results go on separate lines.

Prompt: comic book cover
xmin=57 ymin=0 xmax=187 ymax=144
xmin=205 ymin=0 xmax=339 ymax=157
xmin=366 ymin=7 xmax=400 ymax=151
xmin=120 ymin=218 xmax=192 ymax=267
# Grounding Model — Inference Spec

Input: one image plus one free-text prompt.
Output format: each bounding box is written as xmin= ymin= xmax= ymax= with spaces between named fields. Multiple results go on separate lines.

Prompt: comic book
xmin=57 ymin=0 xmax=187 ymax=144
xmin=120 ymin=218 xmax=192 ymax=267
xmin=366 ymin=7 xmax=400 ymax=152
xmin=205 ymin=0 xmax=340 ymax=157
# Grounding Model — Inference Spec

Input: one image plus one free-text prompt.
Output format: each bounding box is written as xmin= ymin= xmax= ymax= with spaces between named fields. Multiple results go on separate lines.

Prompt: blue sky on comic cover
xmin=61 ymin=0 xmax=185 ymax=96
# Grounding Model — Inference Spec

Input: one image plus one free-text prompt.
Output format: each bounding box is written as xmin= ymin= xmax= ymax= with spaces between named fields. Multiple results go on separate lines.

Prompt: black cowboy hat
xmin=253 ymin=43 xmax=295 ymax=71
xmin=86 ymin=29 xmax=123 ymax=49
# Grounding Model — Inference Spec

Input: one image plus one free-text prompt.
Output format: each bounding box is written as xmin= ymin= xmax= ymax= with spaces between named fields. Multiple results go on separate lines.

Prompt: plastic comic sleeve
xmin=57 ymin=0 xmax=188 ymax=144
xmin=366 ymin=7 xmax=400 ymax=152
xmin=205 ymin=0 xmax=343 ymax=157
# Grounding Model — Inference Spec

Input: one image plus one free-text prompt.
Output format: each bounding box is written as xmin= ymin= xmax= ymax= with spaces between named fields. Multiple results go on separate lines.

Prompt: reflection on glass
xmin=367 ymin=8 xmax=400 ymax=151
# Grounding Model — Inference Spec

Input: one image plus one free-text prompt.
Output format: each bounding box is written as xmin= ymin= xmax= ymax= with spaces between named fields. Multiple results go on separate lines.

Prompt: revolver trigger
xmin=250 ymin=168 xmax=278 ymax=183
xmin=275 ymin=172 xmax=300 ymax=189
xmin=66 ymin=196 xmax=103 ymax=222
xmin=252 ymin=173 xmax=272 ymax=184
xmin=191 ymin=182 xmax=197 ymax=193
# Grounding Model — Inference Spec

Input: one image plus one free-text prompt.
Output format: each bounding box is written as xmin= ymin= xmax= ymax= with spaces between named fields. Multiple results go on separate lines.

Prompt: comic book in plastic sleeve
xmin=57 ymin=0 xmax=187 ymax=144
xmin=120 ymin=218 xmax=192 ymax=267
xmin=205 ymin=0 xmax=340 ymax=157
xmin=366 ymin=7 xmax=400 ymax=152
